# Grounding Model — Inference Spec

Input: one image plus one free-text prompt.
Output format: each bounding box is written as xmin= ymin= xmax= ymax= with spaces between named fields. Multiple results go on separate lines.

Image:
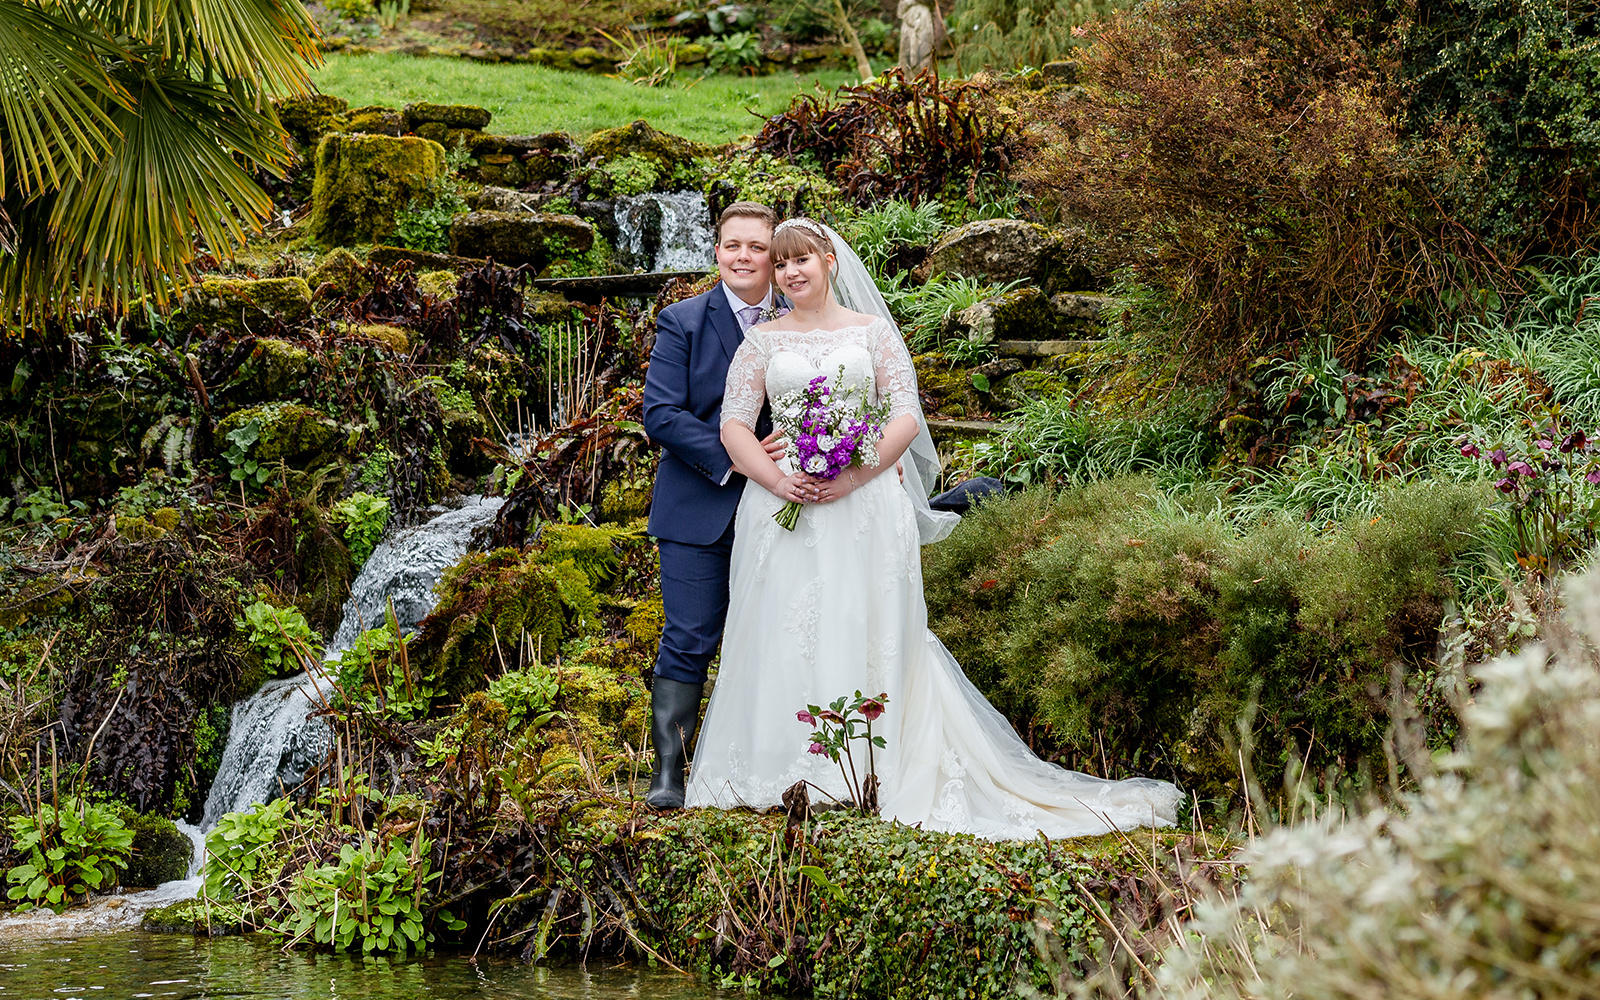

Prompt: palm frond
xmin=0 ymin=0 xmax=128 ymax=195
xmin=99 ymin=0 xmax=320 ymax=95
xmin=41 ymin=66 xmax=287 ymax=312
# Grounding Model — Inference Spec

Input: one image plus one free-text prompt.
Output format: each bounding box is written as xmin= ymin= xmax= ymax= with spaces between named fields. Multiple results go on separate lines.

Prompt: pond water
xmin=0 ymin=931 xmax=729 ymax=1000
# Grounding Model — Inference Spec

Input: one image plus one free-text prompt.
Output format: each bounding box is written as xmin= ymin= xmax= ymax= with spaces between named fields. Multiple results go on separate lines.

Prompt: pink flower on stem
xmin=808 ymin=742 xmax=826 ymax=755
xmin=860 ymin=699 xmax=885 ymax=721
xmin=1495 ymin=477 xmax=1517 ymax=494
xmin=1587 ymin=469 xmax=1600 ymax=486
xmin=819 ymin=708 xmax=844 ymax=723
xmin=1489 ymin=448 xmax=1508 ymax=468
xmin=1507 ymin=460 xmax=1537 ymax=478
xmin=1460 ymin=443 xmax=1480 ymax=459
xmin=797 ymin=709 xmax=817 ymax=725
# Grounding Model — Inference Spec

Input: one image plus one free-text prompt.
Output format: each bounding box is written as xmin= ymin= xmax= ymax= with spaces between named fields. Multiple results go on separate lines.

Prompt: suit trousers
xmin=654 ymin=518 xmax=737 ymax=685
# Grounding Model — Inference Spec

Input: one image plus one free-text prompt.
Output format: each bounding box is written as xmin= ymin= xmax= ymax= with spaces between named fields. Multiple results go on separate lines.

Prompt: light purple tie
xmin=737 ymin=305 xmax=762 ymax=332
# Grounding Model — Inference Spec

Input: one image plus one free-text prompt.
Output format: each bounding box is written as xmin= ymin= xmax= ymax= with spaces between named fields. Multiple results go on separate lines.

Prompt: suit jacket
xmin=643 ymin=283 xmax=768 ymax=545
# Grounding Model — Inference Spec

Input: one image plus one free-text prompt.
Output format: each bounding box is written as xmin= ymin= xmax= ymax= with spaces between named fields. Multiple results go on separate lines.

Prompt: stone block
xmin=308 ymin=133 xmax=447 ymax=246
xmin=177 ymin=277 xmax=312 ymax=333
xmin=449 ymin=211 xmax=595 ymax=270
xmin=403 ymin=102 xmax=492 ymax=130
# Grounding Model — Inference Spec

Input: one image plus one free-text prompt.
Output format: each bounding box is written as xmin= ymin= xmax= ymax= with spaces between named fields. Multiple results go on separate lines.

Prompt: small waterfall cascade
xmin=200 ymin=496 xmax=506 ymax=829
xmin=613 ymin=191 xmax=714 ymax=272
xmin=0 ymin=497 xmax=504 ymax=937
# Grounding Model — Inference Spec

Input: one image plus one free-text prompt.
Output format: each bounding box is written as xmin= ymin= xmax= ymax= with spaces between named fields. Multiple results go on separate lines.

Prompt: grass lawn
xmin=310 ymin=53 xmax=855 ymax=143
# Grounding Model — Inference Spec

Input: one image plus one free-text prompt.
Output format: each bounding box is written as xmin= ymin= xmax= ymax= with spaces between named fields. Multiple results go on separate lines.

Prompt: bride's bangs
xmin=771 ymin=224 xmax=831 ymax=263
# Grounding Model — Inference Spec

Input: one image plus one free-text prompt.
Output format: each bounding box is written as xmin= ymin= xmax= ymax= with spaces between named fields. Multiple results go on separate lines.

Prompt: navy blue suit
xmin=643 ymin=284 xmax=763 ymax=685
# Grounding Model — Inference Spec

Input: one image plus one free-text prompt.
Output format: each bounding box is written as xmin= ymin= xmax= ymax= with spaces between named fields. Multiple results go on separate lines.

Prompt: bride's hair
xmin=771 ymin=217 xmax=834 ymax=265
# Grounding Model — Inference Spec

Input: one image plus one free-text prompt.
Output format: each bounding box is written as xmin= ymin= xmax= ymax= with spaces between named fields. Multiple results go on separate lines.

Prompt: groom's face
xmin=715 ymin=217 xmax=773 ymax=305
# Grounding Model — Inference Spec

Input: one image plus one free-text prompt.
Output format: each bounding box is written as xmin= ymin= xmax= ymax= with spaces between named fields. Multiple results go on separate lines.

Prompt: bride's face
xmin=774 ymin=250 xmax=833 ymax=307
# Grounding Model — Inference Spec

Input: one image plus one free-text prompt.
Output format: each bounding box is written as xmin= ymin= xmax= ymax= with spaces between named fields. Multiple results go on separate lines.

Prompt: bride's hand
xmin=769 ymin=472 xmax=813 ymax=504
xmin=805 ymin=469 xmax=864 ymax=503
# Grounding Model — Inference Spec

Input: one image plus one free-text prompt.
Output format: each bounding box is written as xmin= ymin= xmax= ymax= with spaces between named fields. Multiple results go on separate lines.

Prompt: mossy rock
xmin=345 ymin=105 xmax=405 ymax=136
xmin=525 ymin=290 xmax=576 ymax=324
xmin=307 ymin=248 xmax=374 ymax=299
xmin=117 ymin=514 xmax=170 ymax=542
xmin=411 ymin=548 xmax=567 ymax=698
xmin=416 ymin=270 xmax=459 ymax=301
xmin=296 ymin=511 xmax=355 ymax=635
xmin=143 ymin=899 xmax=243 ymax=936
xmin=921 ymin=219 xmax=1095 ymax=292
xmin=175 ymin=277 xmax=312 ymax=333
xmin=913 ymin=354 xmax=986 ymax=419
xmin=994 ymin=366 xmax=1070 ymax=410
xmin=582 ymin=120 xmax=709 ymax=174
xmin=599 ymin=479 xmax=651 ymax=523
xmin=624 ymin=596 xmax=664 ymax=648
xmin=570 ymin=46 xmax=603 ymax=68
xmin=216 ymin=402 xmax=344 ymax=465
xmin=351 ymin=323 xmax=411 ymax=352
xmin=275 ymin=94 xmax=350 ymax=145
xmin=239 ymin=338 xmax=314 ymax=399
xmin=118 ymin=811 xmax=193 ymax=888
xmin=677 ymin=42 xmax=709 ymax=64
xmin=309 ymin=133 xmax=448 ymax=246
xmin=556 ymin=645 xmax=649 ymax=757
xmin=0 ymin=570 xmax=86 ymax=628
xmin=950 ymin=286 xmax=1061 ymax=343
xmin=403 ymin=102 xmax=492 ymax=130
xmin=414 ymin=122 xmax=489 ymax=150
xmin=448 ymin=211 xmax=595 ymax=270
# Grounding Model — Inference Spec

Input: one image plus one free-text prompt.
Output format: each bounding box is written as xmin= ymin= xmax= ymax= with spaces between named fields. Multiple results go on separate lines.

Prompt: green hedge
xmin=923 ymin=477 xmax=1489 ymax=805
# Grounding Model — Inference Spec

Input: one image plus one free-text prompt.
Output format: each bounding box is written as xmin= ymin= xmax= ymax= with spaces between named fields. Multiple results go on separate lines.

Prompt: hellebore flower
xmin=1587 ymin=469 xmax=1600 ymax=486
xmin=1537 ymin=438 xmax=1553 ymax=451
xmin=860 ymin=699 xmax=885 ymax=721
xmin=819 ymin=708 xmax=844 ymax=723
xmin=1489 ymin=448 xmax=1508 ymax=468
xmin=808 ymin=742 xmax=827 ymax=755
xmin=1562 ymin=430 xmax=1587 ymax=453
xmin=1507 ymin=460 xmax=1537 ymax=478
xmin=1460 ymin=442 xmax=1481 ymax=459
xmin=797 ymin=710 xmax=817 ymax=726
xmin=1495 ymin=477 xmax=1517 ymax=493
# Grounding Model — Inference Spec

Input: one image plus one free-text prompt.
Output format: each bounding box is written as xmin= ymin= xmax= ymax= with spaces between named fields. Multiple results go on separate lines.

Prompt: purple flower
xmin=1562 ymin=430 xmax=1587 ymax=453
xmin=797 ymin=710 xmax=816 ymax=726
xmin=1489 ymin=448 xmax=1508 ymax=468
xmin=1495 ymin=477 xmax=1517 ymax=493
xmin=1587 ymin=469 xmax=1600 ymax=486
xmin=1507 ymin=460 xmax=1537 ymax=478
xmin=1460 ymin=443 xmax=1481 ymax=459
xmin=1537 ymin=438 xmax=1553 ymax=451
xmin=807 ymin=742 xmax=826 ymax=755
xmin=860 ymin=699 xmax=885 ymax=721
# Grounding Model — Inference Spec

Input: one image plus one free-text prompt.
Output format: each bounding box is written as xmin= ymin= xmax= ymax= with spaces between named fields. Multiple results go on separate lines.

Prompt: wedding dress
xmin=684 ymin=316 xmax=1184 ymax=840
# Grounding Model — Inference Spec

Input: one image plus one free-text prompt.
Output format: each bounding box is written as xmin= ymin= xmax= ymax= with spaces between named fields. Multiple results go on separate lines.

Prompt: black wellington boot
xmin=645 ymin=677 xmax=704 ymax=810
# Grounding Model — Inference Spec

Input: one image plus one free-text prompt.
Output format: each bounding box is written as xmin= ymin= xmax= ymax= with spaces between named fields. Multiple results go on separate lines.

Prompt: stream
xmin=0 ymin=930 xmax=730 ymax=999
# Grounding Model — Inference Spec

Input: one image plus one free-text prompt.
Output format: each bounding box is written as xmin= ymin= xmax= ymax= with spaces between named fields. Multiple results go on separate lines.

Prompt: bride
xmin=683 ymin=218 xmax=1182 ymax=840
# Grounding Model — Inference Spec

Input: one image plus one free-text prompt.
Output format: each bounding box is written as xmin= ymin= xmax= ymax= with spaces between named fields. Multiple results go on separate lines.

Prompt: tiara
xmin=774 ymin=218 xmax=827 ymax=240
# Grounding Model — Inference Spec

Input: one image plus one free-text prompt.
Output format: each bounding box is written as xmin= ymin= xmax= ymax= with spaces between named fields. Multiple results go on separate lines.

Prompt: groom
xmin=641 ymin=201 xmax=785 ymax=810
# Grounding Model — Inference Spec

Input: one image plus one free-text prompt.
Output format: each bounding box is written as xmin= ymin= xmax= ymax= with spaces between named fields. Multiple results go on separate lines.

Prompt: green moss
xmin=118 ymin=810 xmax=194 ymax=888
xmin=307 ymin=248 xmax=374 ymax=298
xmin=118 ymin=514 xmax=169 ymax=542
xmin=599 ymin=478 xmax=650 ymax=522
xmin=176 ymin=277 xmax=313 ymax=333
xmin=143 ymin=898 xmax=244 ymax=936
xmin=623 ymin=595 xmax=664 ymax=648
xmin=582 ymin=119 xmax=709 ymax=174
xmin=351 ymin=323 xmax=411 ymax=352
xmin=275 ymin=94 xmax=351 ymax=145
xmin=309 ymin=133 xmax=448 ymax=246
xmin=240 ymin=338 xmax=314 ymax=400
xmin=403 ymin=102 xmax=493 ymax=129
xmin=216 ymin=403 xmax=344 ymax=465
xmin=416 ymin=269 xmax=459 ymax=301
xmin=0 ymin=571 xmax=84 ymax=628
xmin=913 ymin=354 xmax=985 ymax=418
xmin=411 ymin=548 xmax=567 ymax=698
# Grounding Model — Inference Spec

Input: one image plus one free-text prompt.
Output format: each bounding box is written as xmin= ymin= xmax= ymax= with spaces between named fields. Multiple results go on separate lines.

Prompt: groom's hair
xmin=715 ymin=202 xmax=777 ymax=240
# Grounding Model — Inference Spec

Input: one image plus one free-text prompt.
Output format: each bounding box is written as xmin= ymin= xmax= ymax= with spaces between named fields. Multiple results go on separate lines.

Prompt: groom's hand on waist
xmin=761 ymin=430 xmax=787 ymax=463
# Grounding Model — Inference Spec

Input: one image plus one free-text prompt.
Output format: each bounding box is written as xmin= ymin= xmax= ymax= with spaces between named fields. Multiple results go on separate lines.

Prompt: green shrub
xmin=705 ymin=30 xmax=761 ymax=73
xmin=1404 ymin=1 xmax=1600 ymax=253
xmin=237 ymin=599 xmax=321 ymax=677
xmin=886 ymin=273 xmax=1017 ymax=354
xmin=486 ymin=665 xmax=561 ymax=735
xmin=278 ymin=833 xmax=450 ymax=955
xmin=1072 ymin=565 xmax=1600 ymax=999
xmin=394 ymin=158 xmax=469 ymax=254
xmin=840 ymin=198 xmax=945 ymax=278
xmin=202 ymin=797 xmax=296 ymax=901
xmin=330 ymin=491 xmax=391 ymax=568
xmin=332 ymin=623 xmax=437 ymax=722
xmin=922 ymin=477 xmax=1488 ymax=804
xmin=4 ymin=798 xmax=134 ymax=911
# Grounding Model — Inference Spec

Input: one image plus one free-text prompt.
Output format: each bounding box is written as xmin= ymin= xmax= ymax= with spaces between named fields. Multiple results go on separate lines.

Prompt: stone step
xmin=927 ymin=418 xmax=1010 ymax=441
xmin=993 ymin=339 xmax=1103 ymax=358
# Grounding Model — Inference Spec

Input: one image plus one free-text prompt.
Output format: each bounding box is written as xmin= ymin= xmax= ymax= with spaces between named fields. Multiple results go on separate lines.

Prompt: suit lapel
xmin=709 ymin=283 xmax=743 ymax=361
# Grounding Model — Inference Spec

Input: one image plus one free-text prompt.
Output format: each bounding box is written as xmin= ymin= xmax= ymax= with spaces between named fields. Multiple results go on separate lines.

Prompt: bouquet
xmin=770 ymin=369 xmax=890 ymax=530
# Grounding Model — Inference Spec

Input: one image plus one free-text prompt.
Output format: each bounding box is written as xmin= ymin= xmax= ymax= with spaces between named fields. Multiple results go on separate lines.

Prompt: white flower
xmin=860 ymin=444 xmax=880 ymax=467
xmin=816 ymin=434 xmax=838 ymax=451
xmin=782 ymin=403 xmax=802 ymax=421
xmin=804 ymin=455 xmax=827 ymax=474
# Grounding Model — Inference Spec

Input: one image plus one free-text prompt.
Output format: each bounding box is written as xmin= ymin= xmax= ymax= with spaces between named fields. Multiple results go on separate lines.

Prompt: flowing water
xmin=201 ymin=496 xmax=505 ymax=829
xmin=0 ymin=931 xmax=729 ymax=999
xmin=612 ymin=191 xmax=714 ymax=272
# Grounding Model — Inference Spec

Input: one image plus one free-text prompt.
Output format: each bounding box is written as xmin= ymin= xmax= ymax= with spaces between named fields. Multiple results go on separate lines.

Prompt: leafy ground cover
xmin=310 ymin=53 xmax=854 ymax=141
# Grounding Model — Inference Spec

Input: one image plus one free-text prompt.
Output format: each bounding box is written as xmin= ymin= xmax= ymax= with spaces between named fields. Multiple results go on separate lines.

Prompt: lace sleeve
xmin=721 ymin=332 xmax=767 ymax=431
xmin=870 ymin=319 xmax=921 ymax=422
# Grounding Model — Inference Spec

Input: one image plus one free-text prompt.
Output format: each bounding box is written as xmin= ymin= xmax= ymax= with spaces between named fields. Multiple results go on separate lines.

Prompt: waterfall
xmin=613 ymin=191 xmax=714 ymax=272
xmin=199 ymin=496 xmax=505 ymax=829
